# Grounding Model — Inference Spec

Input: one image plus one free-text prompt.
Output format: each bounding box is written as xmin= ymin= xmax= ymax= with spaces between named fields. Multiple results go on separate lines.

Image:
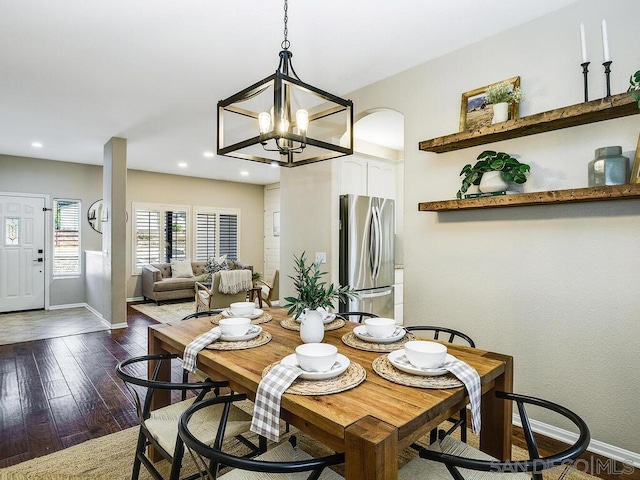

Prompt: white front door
xmin=0 ymin=194 xmax=46 ymax=312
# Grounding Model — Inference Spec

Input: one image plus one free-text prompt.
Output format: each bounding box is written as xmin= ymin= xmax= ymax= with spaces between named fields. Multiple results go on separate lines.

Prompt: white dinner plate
xmin=353 ymin=325 xmax=406 ymax=344
xmin=388 ymin=351 xmax=456 ymax=377
xmin=222 ymin=308 xmax=263 ymax=320
xmin=280 ymin=353 xmax=350 ymax=380
xmin=294 ymin=313 xmax=336 ymax=324
xmin=211 ymin=325 xmax=262 ymax=342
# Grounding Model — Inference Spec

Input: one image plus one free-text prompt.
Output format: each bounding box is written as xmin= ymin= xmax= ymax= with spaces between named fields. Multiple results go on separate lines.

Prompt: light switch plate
xmin=315 ymin=252 xmax=327 ymax=264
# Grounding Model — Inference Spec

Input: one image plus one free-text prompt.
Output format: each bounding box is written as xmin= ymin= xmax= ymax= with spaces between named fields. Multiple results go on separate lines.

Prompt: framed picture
xmin=631 ymin=133 xmax=640 ymax=184
xmin=459 ymin=76 xmax=520 ymax=132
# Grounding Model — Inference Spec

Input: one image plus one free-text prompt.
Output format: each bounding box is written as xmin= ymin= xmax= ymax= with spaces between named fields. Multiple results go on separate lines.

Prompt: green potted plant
xmin=284 ymin=252 xmax=357 ymax=319
xmin=629 ymin=70 xmax=640 ymax=108
xmin=485 ymin=81 xmax=524 ymax=124
xmin=251 ymin=271 xmax=262 ymax=286
xmin=457 ymin=150 xmax=530 ymax=199
xmin=284 ymin=252 xmax=357 ymax=343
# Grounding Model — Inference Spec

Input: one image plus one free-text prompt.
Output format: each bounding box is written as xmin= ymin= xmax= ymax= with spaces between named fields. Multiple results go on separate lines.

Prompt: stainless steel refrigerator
xmin=339 ymin=194 xmax=395 ymax=318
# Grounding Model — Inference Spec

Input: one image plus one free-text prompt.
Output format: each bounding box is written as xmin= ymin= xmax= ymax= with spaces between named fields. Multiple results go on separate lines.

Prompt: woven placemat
xmin=209 ymin=312 xmax=273 ymax=325
xmin=341 ymin=331 xmax=416 ymax=353
xmin=279 ymin=316 xmax=345 ymax=332
xmin=372 ymin=355 xmax=463 ymax=389
xmin=262 ymin=361 xmax=366 ymax=396
xmin=204 ymin=331 xmax=272 ymax=350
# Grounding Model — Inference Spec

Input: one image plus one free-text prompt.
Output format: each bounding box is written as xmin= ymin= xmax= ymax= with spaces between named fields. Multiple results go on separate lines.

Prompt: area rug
xmin=130 ymin=301 xmax=196 ymax=324
xmin=0 ymin=402 xmax=601 ymax=480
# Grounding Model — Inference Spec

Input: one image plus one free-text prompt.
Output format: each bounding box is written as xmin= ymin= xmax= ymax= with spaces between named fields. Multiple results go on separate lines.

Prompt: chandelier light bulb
xmin=258 ymin=112 xmax=271 ymax=134
xmin=296 ymin=109 xmax=309 ymax=133
xmin=278 ymin=118 xmax=289 ymax=134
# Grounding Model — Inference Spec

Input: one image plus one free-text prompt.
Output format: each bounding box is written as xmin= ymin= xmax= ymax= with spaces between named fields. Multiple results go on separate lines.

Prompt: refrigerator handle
xmin=358 ymin=288 xmax=393 ymax=299
xmin=373 ymin=205 xmax=382 ymax=279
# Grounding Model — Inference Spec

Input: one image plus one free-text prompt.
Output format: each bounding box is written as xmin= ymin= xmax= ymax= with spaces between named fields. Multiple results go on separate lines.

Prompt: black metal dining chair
xmin=336 ymin=311 xmax=379 ymax=323
xmin=178 ymin=393 xmax=346 ymax=479
xmin=398 ymin=391 xmax=590 ymax=480
xmin=404 ymin=325 xmax=476 ymax=445
xmin=116 ymin=354 xmax=262 ymax=480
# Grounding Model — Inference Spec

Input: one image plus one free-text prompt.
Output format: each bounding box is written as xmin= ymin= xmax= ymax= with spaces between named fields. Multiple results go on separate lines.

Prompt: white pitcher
xmin=299 ymin=308 xmax=325 ymax=343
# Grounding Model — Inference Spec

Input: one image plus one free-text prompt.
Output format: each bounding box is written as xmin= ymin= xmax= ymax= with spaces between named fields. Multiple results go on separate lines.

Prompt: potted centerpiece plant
xmin=457 ymin=150 xmax=530 ymax=199
xmin=284 ymin=251 xmax=357 ymax=343
xmin=251 ymin=271 xmax=262 ymax=286
xmin=629 ymin=70 xmax=640 ymax=108
xmin=485 ymin=81 xmax=525 ymax=124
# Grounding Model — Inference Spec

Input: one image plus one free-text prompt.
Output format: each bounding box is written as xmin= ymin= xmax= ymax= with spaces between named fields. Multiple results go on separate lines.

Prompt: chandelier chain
xmin=281 ymin=0 xmax=290 ymax=50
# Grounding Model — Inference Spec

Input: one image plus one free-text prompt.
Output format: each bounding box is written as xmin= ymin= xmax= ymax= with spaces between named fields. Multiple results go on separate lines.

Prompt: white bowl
xmin=364 ymin=317 xmax=397 ymax=338
xmin=404 ymin=341 xmax=447 ymax=369
xmin=295 ymin=343 xmax=338 ymax=372
xmin=218 ymin=317 xmax=251 ymax=337
xmin=229 ymin=301 xmax=255 ymax=316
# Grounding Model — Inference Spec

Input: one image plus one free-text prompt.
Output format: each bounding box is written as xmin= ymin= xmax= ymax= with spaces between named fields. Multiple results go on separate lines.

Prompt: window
xmin=53 ymin=199 xmax=81 ymax=276
xmin=132 ymin=203 xmax=189 ymax=273
xmin=194 ymin=207 xmax=239 ymax=262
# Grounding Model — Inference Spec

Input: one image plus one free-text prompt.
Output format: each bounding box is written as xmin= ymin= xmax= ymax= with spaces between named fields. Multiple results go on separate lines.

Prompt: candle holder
xmin=581 ymin=62 xmax=590 ymax=102
xmin=602 ymin=61 xmax=612 ymax=98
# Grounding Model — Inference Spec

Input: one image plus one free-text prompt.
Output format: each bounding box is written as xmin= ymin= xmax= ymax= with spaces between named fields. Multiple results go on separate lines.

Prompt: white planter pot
xmin=299 ymin=308 xmax=325 ymax=343
xmin=479 ymin=171 xmax=509 ymax=193
xmin=491 ymin=102 xmax=509 ymax=124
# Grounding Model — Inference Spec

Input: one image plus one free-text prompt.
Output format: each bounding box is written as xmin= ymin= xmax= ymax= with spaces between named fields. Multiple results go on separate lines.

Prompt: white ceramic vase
xmin=299 ymin=308 xmax=325 ymax=343
xmin=491 ymin=102 xmax=509 ymax=124
xmin=479 ymin=170 xmax=509 ymax=193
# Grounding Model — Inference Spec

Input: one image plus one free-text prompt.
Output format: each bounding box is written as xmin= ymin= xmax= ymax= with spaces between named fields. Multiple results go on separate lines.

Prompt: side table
xmin=248 ymin=286 xmax=263 ymax=308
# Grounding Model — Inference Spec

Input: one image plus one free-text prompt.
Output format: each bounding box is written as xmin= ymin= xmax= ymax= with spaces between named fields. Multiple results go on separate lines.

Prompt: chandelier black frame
xmin=216 ymin=1 xmax=353 ymax=167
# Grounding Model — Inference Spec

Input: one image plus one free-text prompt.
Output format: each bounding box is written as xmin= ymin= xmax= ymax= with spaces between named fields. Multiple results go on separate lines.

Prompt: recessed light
xmin=270 ymin=162 xmax=279 ymax=168
xmin=203 ymin=151 xmax=214 ymax=158
xmin=31 ymin=142 xmax=43 ymax=148
xmin=240 ymin=171 xmax=249 ymax=176
xmin=178 ymin=162 xmax=188 ymax=168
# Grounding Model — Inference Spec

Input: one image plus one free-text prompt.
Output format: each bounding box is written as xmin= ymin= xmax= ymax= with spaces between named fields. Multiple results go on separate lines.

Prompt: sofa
xmin=141 ymin=260 xmax=252 ymax=304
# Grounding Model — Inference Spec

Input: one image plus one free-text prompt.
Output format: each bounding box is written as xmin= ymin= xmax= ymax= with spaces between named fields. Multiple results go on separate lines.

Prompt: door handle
xmin=34 ymin=258 xmax=43 ymax=263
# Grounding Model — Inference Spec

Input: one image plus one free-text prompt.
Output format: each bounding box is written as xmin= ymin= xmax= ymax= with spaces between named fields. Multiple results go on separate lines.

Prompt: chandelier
xmin=216 ymin=0 xmax=353 ymax=167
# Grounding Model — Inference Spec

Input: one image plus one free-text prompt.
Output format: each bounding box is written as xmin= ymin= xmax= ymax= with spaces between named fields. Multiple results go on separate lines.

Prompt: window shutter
xmin=195 ymin=213 xmax=217 ymax=262
xmin=135 ymin=209 xmax=161 ymax=267
xmin=219 ymin=214 xmax=238 ymax=261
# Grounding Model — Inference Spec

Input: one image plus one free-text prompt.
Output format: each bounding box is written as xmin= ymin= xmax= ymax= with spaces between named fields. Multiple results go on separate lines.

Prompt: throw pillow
xmin=194 ymin=273 xmax=211 ymax=282
xmin=171 ymin=259 xmax=194 ymax=278
xmin=206 ymin=255 xmax=229 ymax=274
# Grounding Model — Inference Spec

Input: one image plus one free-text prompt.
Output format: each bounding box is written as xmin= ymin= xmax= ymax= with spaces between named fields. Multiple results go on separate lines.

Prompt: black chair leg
xmin=460 ymin=408 xmax=467 ymax=443
xmin=131 ymin=430 xmax=147 ymax=480
xmin=169 ymin=439 xmax=184 ymax=480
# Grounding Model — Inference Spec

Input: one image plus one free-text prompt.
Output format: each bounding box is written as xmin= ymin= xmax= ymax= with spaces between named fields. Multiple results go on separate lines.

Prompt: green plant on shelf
xmin=457 ymin=150 xmax=530 ymax=199
xmin=629 ymin=70 xmax=640 ymax=108
xmin=485 ymin=81 xmax=525 ymax=105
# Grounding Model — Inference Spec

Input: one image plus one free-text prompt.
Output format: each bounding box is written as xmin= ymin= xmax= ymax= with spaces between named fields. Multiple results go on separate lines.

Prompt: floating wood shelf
xmin=418 ymin=184 xmax=640 ymax=211
xmin=419 ymin=92 xmax=639 ymax=153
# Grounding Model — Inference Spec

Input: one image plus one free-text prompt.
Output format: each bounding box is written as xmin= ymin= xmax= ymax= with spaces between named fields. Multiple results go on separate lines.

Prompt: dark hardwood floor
xmin=0 ymin=305 xmax=168 ymax=468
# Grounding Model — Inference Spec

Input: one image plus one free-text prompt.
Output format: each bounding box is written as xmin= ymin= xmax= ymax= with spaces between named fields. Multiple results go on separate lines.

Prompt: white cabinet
xmin=394 ymin=268 xmax=403 ymax=324
xmin=340 ymin=155 xmax=396 ymax=199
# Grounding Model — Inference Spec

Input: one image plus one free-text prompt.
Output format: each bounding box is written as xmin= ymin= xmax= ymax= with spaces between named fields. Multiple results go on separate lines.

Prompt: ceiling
xmin=0 ymin=0 xmax=578 ymax=185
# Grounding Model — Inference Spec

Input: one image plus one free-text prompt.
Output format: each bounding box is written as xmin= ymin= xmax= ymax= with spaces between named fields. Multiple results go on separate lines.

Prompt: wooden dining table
xmin=147 ymin=308 xmax=513 ymax=480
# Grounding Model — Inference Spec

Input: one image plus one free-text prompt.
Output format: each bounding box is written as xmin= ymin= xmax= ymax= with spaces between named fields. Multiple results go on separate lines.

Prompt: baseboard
xmin=47 ymin=302 xmax=86 ymax=310
xmin=514 ymin=414 xmax=640 ymax=468
xmin=127 ymin=296 xmax=144 ymax=303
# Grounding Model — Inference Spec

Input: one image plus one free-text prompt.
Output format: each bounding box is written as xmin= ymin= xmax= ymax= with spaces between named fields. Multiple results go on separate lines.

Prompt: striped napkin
xmin=443 ymin=358 xmax=481 ymax=434
xmin=250 ymin=364 xmax=303 ymax=442
xmin=182 ymin=328 xmax=221 ymax=373
xmin=395 ymin=354 xmax=481 ymax=434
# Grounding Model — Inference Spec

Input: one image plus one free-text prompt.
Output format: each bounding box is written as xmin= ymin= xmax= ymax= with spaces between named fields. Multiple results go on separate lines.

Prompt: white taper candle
xmin=601 ymin=19 xmax=610 ymax=62
xmin=580 ymin=23 xmax=587 ymax=63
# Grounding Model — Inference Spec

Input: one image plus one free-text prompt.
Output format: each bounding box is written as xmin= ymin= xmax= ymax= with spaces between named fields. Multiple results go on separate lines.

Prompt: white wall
xmin=282 ymin=0 xmax=639 ymax=454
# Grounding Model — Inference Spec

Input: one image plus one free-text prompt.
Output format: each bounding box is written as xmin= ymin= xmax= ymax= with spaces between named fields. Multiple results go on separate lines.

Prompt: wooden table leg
xmin=345 ymin=416 xmax=398 ymax=480
xmin=480 ymin=353 xmax=513 ymax=460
